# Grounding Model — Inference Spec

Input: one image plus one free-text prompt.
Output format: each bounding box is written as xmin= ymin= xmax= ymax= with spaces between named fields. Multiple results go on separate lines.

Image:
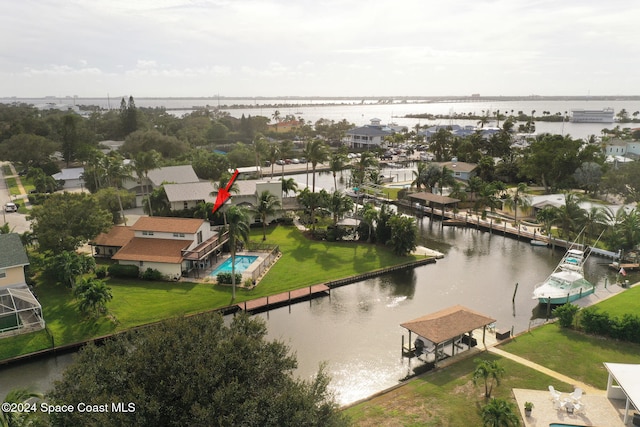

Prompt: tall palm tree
xmin=436 ymin=166 xmax=457 ymax=195
xmin=502 ymin=183 xmax=531 ymax=224
xmin=328 ymin=152 xmax=347 ymax=191
xmin=307 ymin=139 xmax=329 ymax=193
xmin=582 ymin=206 xmax=608 ymax=242
xmin=472 ymin=359 xmax=505 ymax=399
xmin=280 ymin=177 xmax=299 ymax=197
xmin=103 ymin=152 xmax=132 ymax=226
xmin=267 ymin=143 xmax=280 ymax=178
xmin=552 ymin=192 xmax=587 ymax=240
xmin=225 ymin=205 xmax=250 ymax=300
xmin=536 ymin=206 xmax=558 ymax=236
xmin=211 ymin=172 xmax=240 ymax=226
xmin=134 ymin=150 xmax=160 ymax=217
xmin=481 ymin=398 xmax=520 ymax=427
xmin=327 ymin=191 xmax=354 ymax=226
xmin=361 ymin=203 xmax=378 ymax=243
xmin=353 ymin=151 xmax=379 ymax=187
xmin=412 ymin=162 xmax=428 ymax=191
xmin=255 ymin=190 xmax=281 ymax=241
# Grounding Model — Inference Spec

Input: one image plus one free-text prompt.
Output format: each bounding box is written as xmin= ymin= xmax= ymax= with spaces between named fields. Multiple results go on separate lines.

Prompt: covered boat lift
xmin=400 ymin=305 xmax=496 ymax=367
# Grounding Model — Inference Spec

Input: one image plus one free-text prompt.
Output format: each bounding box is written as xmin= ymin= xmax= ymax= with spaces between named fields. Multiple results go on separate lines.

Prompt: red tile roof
xmin=111 ymin=238 xmax=190 ymax=264
xmin=132 ymin=217 xmax=205 ymax=234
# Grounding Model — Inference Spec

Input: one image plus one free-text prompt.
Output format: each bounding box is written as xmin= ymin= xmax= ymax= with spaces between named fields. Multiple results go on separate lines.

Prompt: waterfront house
xmin=108 ymin=217 xmax=228 ymax=279
xmin=438 ymin=160 xmax=477 ymax=182
xmin=343 ymin=118 xmax=394 ymax=149
xmin=0 ymin=234 xmax=45 ymax=337
xmin=267 ymin=119 xmax=302 ymax=133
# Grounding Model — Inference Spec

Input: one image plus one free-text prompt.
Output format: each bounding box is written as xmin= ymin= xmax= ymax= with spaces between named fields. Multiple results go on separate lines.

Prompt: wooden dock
xmin=236 ymin=284 xmax=330 ymax=312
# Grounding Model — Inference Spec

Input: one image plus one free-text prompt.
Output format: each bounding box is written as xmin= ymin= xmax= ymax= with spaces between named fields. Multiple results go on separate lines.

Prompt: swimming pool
xmin=210 ymin=256 xmax=258 ymax=276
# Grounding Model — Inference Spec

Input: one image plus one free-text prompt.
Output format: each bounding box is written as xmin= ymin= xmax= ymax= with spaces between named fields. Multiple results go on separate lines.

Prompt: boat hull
xmin=534 ymin=286 xmax=595 ymax=305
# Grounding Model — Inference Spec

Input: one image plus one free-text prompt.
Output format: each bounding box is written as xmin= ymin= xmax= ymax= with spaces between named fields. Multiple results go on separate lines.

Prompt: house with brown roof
xmin=92 ymin=225 xmax=135 ymax=258
xmin=94 ymin=217 xmax=228 ymax=279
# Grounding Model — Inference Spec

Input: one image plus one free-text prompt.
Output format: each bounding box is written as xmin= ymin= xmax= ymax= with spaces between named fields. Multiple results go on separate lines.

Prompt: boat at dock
xmin=532 ymin=248 xmax=595 ymax=304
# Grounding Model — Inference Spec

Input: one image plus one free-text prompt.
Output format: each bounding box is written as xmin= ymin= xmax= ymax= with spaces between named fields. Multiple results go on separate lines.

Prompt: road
xmin=0 ymin=162 xmax=31 ymax=234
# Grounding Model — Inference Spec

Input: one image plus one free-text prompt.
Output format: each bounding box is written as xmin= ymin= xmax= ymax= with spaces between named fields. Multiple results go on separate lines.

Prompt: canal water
xmin=0 ymin=171 xmax=627 ymax=404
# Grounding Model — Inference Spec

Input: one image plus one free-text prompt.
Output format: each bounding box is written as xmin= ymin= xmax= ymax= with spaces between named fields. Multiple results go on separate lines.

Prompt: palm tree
xmin=472 ymin=359 xmax=505 ymax=399
xmin=412 ymin=162 xmax=428 ymax=191
xmin=267 ymin=143 xmax=280 ymax=178
xmin=0 ymin=388 xmax=43 ymax=427
xmin=211 ymin=172 xmax=241 ymax=224
xmin=436 ymin=166 xmax=457 ymax=196
xmin=225 ymin=206 xmax=250 ymax=300
xmin=194 ymin=201 xmax=214 ymax=221
xmin=271 ymin=110 xmax=281 ymax=132
xmin=307 ymin=139 xmax=329 ymax=193
xmin=360 ymin=203 xmax=378 ymax=243
xmin=352 ymin=151 xmax=379 ymax=187
xmin=536 ymin=206 xmax=558 ymax=236
xmin=481 ymin=398 xmax=520 ymax=427
xmin=502 ymin=183 xmax=531 ymax=224
xmin=553 ymin=192 xmax=587 ymax=240
xmin=255 ymin=190 xmax=281 ymax=241
xmin=582 ymin=206 xmax=608 ymax=242
xmin=103 ymin=152 xmax=132 ymax=226
xmin=327 ymin=191 xmax=354 ymax=226
xmin=74 ymin=277 xmax=113 ymax=317
xmin=280 ymin=177 xmax=299 ymax=197
xmin=328 ymin=152 xmax=347 ymax=191
xmin=134 ymin=149 xmax=160 ymax=217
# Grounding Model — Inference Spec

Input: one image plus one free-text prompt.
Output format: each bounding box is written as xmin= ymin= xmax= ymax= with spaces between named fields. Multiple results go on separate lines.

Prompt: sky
xmin=1 ymin=0 xmax=639 ymax=98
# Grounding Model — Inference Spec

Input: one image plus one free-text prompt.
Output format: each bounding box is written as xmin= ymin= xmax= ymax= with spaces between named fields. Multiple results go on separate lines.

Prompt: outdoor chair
xmin=570 ymin=387 xmax=583 ymax=402
xmin=549 ymin=385 xmax=562 ymax=402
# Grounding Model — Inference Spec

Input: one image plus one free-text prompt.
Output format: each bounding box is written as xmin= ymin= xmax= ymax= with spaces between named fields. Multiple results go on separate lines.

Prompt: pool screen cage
xmin=0 ymin=285 xmax=45 ymax=338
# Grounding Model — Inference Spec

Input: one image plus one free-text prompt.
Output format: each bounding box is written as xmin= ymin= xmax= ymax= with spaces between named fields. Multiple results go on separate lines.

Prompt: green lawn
xmin=499 ymin=323 xmax=640 ymax=390
xmin=0 ymin=225 xmax=425 ymax=360
xmin=344 ymin=353 xmax=573 ymax=426
xmin=592 ymin=283 xmax=640 ymax=316
xmin=251 ymin=225 xmax=421 ymax=293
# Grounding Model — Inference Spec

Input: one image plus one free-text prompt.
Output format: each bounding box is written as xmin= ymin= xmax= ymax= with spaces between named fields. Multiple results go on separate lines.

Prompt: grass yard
xmin=0 ymin=225 xmax=425 ymax=360
xmin=344 ymin=353 xmax=573 ymax=427
xmin=591 ymin=283 xmax=640 ymax=316
xmin=499 ymin=323 xmax=640 ymax=389
xmin=247 ymin=225 xmax=421 ymax=294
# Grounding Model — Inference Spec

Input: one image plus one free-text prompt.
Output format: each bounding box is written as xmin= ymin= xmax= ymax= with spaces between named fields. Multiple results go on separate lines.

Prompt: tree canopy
xmin=48 ymin=313 xmax=347 ymax=427
xmin=28 ymin=192 xmax=112 ymax=252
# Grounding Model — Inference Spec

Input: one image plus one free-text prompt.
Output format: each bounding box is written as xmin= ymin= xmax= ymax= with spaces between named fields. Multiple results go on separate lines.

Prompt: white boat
xmin=570 ymin=108 xmax=615 ymax=123
xmin=532 ymin=248 xmax=595 ymax=304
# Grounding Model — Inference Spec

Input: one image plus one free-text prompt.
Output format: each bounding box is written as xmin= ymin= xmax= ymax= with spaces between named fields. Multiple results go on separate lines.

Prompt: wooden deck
xmin=236 ymin=284 xmax=330 ymax=312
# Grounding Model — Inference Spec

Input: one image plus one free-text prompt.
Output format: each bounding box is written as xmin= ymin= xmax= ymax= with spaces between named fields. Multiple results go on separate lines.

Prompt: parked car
xmin=4 ymin=202 xmax=18 ymax=212
xmin=291 ymin=158 xmax=300 ymax=164
xmin=275 ymin=159 xmax=286 ymax=165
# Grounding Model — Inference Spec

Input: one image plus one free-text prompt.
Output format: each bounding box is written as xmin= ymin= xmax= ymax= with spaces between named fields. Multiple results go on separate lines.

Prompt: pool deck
xmin=513 ymin=388 xmax=628 ymax=426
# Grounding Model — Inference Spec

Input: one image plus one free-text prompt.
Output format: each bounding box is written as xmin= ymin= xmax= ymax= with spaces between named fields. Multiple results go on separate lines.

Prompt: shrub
xmin=107 ymin=264 xmax=140 ymax=279
xmin=216 ymin=272 xmax=242 ymax=285
xmin=95 ymin=266 xmax=108 ymax=279
xmin=142 ymin=268 xmax=164 ymax=281
xmin=552 ymin=303 xmax=580 ymax=328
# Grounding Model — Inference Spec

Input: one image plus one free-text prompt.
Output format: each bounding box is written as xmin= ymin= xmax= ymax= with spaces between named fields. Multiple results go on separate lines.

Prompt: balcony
xmin=181 ymin=231 xmax=229 ymax=261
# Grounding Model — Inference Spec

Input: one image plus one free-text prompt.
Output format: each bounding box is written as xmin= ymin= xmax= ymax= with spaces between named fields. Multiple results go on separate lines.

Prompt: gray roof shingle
xmin=0 ymin=234 xmax=29 ymax=269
